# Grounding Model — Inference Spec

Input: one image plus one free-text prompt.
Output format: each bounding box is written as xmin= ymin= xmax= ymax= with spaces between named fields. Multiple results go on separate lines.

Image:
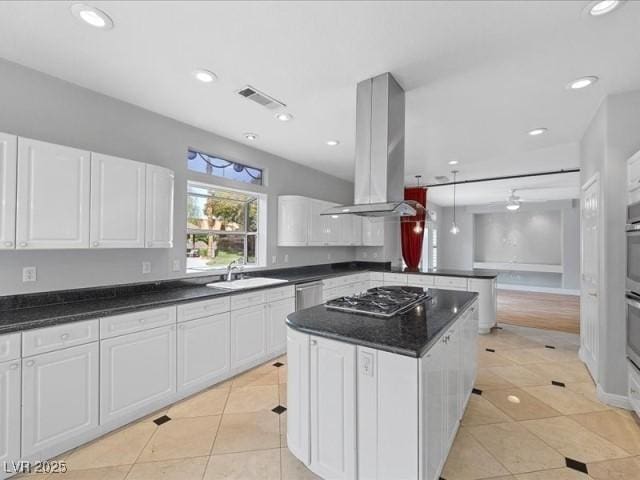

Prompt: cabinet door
xmin=90 ymin=153 xmax=146 ymax=248
xmin=267 ymin=298 xmax=295 ymax=355
xmin=16 ymin=138 xmax=90 ymax=249
xmin=362 ymin=218 xmax=384 ymax=246
xmin=287 ymin=327 xmax=310 ymax=464
xmin=309 ymin=336 xmax=356 ymax=480
xmin=100 ymin=325 xmax=176 ymax=425
xmin=177 ymin=313 xmax=230 ymax=392
xmin=445 ymin=327 xmax=462 ymax=448
xmin=0 ymin=360 xmax=21 ymax=466
xmin=145 ymin=164 xmax=174 ymax=248
xmin=308 ymin=199 xmax=330 ymax=246
xmin=422 ymin=338 xmax=446 ymax=480
xmin=278 ymin=196 xmax=309 ymax=246
xmin=230 ymin=304 xmax=267 ymax=371
xmin=0 ymin=133 xmax=17 ymax=250
xmin=22 ymin=343 xmax=99 ymax=456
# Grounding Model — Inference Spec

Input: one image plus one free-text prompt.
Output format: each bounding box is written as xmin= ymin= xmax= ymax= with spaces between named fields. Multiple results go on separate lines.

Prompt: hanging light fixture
xmin=413 ymin=175 xmax=423 ymax=234
xmin=450 ymin=170 xmax=460 ymax=235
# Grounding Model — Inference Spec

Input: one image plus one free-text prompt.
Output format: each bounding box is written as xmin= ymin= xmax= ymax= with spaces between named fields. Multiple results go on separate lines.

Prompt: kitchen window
xmin=187 ymin=149 xmax=263 ymax=185
xmin=186 ymin=182 xmax=266 ymax=272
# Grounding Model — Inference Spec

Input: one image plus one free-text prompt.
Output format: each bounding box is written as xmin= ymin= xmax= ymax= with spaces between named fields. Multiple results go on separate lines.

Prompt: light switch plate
xmin=272 ymin=255 xmax=277 ymax=264
xmin=284 ymin=254 xmax=289 ymax=263
xmin=142 ymin=262 xmax=152 ymax=274
xmin=171 ymin=259 xmax=181 ymax=272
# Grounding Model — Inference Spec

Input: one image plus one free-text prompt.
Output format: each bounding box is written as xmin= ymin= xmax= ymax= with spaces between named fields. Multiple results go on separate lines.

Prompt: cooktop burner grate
xmin=325 ymin=286 xmax=430 ymax=317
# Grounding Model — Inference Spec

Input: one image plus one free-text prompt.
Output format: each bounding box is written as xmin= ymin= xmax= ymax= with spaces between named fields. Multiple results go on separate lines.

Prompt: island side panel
xmin=357 ymin=347 xmax=419 ymax=480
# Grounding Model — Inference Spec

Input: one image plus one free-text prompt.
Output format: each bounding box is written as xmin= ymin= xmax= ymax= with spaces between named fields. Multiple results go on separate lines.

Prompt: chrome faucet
xmin=226 ymin=258 xmax=245 ymax=281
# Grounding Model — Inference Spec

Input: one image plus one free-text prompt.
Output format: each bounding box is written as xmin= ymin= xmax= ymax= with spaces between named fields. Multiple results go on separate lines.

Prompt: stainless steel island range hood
xmin=322 ymin=72 xmax=423 ymax=217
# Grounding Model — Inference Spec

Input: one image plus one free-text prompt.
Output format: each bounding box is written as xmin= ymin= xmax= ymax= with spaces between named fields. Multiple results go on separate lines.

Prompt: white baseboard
xmin=497 ymin=284 xmax=580 ymax=296
xmin=597 ymin=384 xmax=632 ymax=410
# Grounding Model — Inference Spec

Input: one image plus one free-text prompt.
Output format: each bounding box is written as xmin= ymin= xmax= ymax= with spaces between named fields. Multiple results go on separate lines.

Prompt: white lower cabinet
xmin=309 ymin=336 xmax=357 ymax=480
xmin=287 ymin=327 xmax=310 ymax=464
xmin=230 ymin=304 xmax=267 ymax=371
xmin=100 ymin=325 xmax=176 ymax=426
xmin=422 ymin=339 xmax=445 ymax=480
xmin=177 ymin=313 xmax=230 ymax=392
xmin=22 ymin=343 xmax=99 ymax=457
xmin=0 ymin=360 xmax=21 ymax=467
xmin=267 ymin=297 xmax=295 ymax=355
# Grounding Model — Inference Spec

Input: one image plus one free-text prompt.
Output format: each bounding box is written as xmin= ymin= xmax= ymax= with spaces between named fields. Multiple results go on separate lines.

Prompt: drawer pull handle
xmin=26 ymin=360 xmax=35 ymax=367
xmin=93 ymin=241 xmax=99 ymax=247
xmin=9 ymin=363 xmax=19 ymax=370
xmin=60 ymin=333 xmax=70 ymax=341
xmin=139 ymin=319 xmax=146 ymax=324
xmin=4 ymin=241 xmax=12 ymax=247
xmin=310 ymin=339 xmax=317 ymax=346
xmin=19 ymin=242 xmax=27 ymax=247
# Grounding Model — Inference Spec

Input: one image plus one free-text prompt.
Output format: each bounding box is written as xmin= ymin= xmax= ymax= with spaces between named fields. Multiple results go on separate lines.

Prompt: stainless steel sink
xmin=206 ymin=277 xmax=288 ymax=290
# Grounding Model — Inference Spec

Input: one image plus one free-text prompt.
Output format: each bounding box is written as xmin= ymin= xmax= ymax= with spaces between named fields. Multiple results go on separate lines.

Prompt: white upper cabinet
xmin=16 ymin=138 xmax=91 ymax=249
xmin=0 ymin=133 xmax=17 ymax=250
xmin=339 ymin=215 xmax=362 ymax=246
xmin=362 ymin=217 xmax=384 ymax=246
xmin=145 ymin=164 xmax=174 ymax=248
xmin=278 ymin=196 xmax=309 ymax=246
xmin=308 ymin=199 xmax=332 ymax=246
xmin=90 ymin=153 xmax=146 ymax=248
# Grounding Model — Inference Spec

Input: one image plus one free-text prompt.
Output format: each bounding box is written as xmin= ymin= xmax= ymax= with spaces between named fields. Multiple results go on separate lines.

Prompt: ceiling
xmin=0 ymin=1 xmax=638 ymax=204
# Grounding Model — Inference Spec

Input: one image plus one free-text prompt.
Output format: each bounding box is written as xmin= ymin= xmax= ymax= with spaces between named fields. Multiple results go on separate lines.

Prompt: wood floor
xmin=497 ymin=289 xmax=580 ymax=334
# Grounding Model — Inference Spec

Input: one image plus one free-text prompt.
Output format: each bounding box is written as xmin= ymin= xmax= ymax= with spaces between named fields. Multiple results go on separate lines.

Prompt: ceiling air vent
xmin=236 ymin=85 xmax=286 ymax=110
xmin=434 ymin=175 xmax=450 ymax=183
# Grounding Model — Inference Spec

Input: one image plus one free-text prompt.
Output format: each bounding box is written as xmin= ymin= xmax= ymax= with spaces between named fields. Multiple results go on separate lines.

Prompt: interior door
xmin=581 ymin=174 xmax=600 ymax=380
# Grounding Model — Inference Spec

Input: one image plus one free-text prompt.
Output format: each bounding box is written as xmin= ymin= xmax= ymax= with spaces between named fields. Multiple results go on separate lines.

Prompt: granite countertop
xmin=286 ymin=289 xmax=478 ymax=358
xmin=377 ymin=267 xmax=498 ymax=279
xmin=0 ymin=262 xmax=493 ymax=335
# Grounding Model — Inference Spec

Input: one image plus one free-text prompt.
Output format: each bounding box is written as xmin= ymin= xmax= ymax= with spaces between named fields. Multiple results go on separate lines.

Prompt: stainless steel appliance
xmin=627 ymin=293 xmax=640 ymax=369
xmin=627 ymin=199 xmax=640 ymax=295
xmin=325 ymin=286 xmax=430 ymax=318
xmin=295 ymin=281 xmax=324 ymax=311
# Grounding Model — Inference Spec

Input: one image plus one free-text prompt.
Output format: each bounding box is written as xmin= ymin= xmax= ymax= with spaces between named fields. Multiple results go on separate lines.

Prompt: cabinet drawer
xmin=369 ymin=271 xmax=384 ymax=282
xmin=350 ymin=273 xmax=370 ymax=284
xmin=434 ymin=276 xmax=468 ymax=289
xmin=382 ymin=273 xmax=408 ymax=285
xmin=323 ymin=287 xmax=343 ymax=302
xmin=177 ymin=296 xmax=230 ymax=322
xmin=323 ymin=276 xmax=348 ymax=290
xmin=23 ymin=320 xmax=99 ymax=357
xmin=231 ymin=290 xmax=266 ymax=310
xmin=265 ymin=285 xmax=295 ymax=302
xmin=0 ymin=332 xmax=21 ymax=362
xmin=101 ymin=306 xmax=176 ymax=339
xmin=407 ymin=275 xmax=434 ymax=287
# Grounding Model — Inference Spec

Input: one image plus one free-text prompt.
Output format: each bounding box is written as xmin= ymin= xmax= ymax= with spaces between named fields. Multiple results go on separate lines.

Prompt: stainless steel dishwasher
xmin=295 ymin=280 xmax=324 ymax=311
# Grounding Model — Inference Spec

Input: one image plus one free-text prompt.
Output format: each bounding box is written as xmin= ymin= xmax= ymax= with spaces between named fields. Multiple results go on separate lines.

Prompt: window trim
xmin=186 ymin=181 xmax=267 ymax=273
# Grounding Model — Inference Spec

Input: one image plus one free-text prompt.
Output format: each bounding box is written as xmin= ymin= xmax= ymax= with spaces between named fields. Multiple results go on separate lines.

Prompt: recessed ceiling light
xmin=588 ymin=0 xmax=623 ymax=16
xmin=275 ymin=112 xmax=293 ymax=122
xmin=448 ymin=160 xmax=459 ymax=165
xmin=507 ymin=395 xmax=521 ymax=404
xmin=528 ymin=128 xmax=548 ymax=136
xmin=326 ymin=140 xmax=340 ymax=146
xmin=71 ymin=4 xmax=114 ymax=29
xmin=243 ymin=133 xmax=258 ymax=141
xmin=567 ymin=76 xmax=599 ymax=90
xmin=192 ymin=69 xmax=217 ymax=83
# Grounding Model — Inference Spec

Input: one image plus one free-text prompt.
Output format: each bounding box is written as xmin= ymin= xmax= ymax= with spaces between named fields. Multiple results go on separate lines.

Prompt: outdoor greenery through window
xmin=186 ymin=183 xmax=260 ymax=271
xmin=188 ymin=149 xmax=263 ymax=185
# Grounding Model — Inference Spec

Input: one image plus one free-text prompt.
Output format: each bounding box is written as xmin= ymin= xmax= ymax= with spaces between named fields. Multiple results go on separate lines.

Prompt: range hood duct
xmin=322 ymin=72 xmax=424 ymax=217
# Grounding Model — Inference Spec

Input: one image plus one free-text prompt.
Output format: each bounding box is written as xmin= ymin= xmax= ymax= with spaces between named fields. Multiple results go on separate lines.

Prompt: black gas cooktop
xmin=325 ymin=286 xmax=430 ymax=317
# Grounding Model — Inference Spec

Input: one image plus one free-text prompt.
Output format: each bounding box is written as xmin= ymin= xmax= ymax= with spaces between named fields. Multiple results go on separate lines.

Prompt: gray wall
xmin=0 ymin=59 xmax=357 ymax=295
xmin=580 ymin=89 xmax=640 ymax=398
xmin=435 ymin=201 xmax=580 ymax=290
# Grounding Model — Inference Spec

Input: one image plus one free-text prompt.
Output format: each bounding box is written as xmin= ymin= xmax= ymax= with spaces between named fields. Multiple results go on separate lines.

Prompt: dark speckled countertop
xmin=0 ymin=262 xmax=492 ymax=335
xmin=286 ymin=289 xmax=478 ymax=358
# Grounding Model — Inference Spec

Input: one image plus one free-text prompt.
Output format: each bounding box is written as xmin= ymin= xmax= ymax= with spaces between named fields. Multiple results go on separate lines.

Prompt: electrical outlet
xmin=272 ymin=255 xmax=277 ymax=264
xmin=284 ymin=254 xmax=289 ymax=263
xmin=22 ymin=266 xmax=37 ymax=282
xmin=373 ymin=252 xmax=378 ymax=259
xmin=172 ymin=259 xmax=181 ymax=272
xmin=142 ymin=262 xmax=152 ymax=274
xmin=327 ymin=252 xmax=332 ymax=260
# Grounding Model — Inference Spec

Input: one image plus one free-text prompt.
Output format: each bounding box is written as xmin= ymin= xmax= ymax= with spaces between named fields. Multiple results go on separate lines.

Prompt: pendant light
xmin=413 ymin=175 xmax=423 ymax=234
xmin=450 ymin=170 xmax=460 ymax=235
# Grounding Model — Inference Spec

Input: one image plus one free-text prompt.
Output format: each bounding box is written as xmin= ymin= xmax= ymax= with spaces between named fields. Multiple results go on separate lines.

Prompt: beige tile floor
xmin=17 ymin=324 xmax=640 ymax=480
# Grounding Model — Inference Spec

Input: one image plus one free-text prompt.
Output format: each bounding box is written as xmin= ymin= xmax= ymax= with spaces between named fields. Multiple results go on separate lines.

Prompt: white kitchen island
xmin=286 ymin=289 xmax=479 ymax=480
